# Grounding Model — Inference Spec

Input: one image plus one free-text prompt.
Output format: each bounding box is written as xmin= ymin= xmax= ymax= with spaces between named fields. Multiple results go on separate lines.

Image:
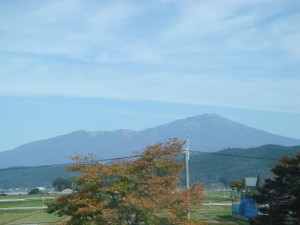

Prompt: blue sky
xmin=1 ymin=0 xmax=300 ymax=152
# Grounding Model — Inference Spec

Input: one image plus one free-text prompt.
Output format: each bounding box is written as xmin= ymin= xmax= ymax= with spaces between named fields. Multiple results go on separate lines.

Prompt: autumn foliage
xmin=46 ymin=139 xmax=206 ymax=225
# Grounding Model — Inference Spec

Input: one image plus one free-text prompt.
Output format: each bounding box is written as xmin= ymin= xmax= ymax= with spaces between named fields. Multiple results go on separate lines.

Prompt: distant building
xmin=256 ymin=172 xmax=276 ymax=189
xmin=244 ymin=177 xmax=257 ymax=192
xmin=233 ymin=172 xmax=277 ymax=219
xmin=62 ymin=188 xmax=73 ymax=194
xmin=37 ymin=187 xmax=46 ymax=191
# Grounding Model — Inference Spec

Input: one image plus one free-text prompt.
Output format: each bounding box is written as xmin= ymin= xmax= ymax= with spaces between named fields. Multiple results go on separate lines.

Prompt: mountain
xmin=1 ymin=145 xmax=299 ymax=188
xmin=1 ymin=114 xmax=300 ymax=168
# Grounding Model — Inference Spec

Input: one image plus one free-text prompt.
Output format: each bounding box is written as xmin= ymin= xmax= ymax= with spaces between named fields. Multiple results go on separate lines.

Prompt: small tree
xmin=251 ymin=152 xmax=300 ymax=225
xmin=46 ymin=139 xmax=206 ymax=225
xmin=28 ymin=188 xmax=43 ymax=195
xmin=53 ymin=177 xmax=73 ymax=191
xmin=229 ymin=178 xmax=244 ymax=199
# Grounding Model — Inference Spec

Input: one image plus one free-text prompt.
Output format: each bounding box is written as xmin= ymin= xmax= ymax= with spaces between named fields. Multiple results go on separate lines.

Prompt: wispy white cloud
xmin=163 ymin=0 xmax=300 ymax=61
xmin=0 ymin=0 xmax=300 ymax=113
xmin=282 ymin=32 xmax=300 ymax=61
xmin=0 ymin=0 xmax=140 ymax=62
xmin=1 ymin=62 xmax=300 ymax=113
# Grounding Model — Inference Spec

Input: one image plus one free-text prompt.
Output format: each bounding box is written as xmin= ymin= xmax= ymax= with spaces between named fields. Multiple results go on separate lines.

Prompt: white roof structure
xmin=244 ymin=177 xmax=257 ymax=187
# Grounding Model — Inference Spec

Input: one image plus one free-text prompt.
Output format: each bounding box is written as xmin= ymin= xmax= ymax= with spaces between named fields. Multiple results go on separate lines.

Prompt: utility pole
xmin=184 ymin=136 xmax=190 ymax=220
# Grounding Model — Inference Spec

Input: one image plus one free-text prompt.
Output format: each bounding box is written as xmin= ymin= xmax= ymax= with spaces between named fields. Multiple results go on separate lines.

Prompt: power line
xmin=94 ymin=155 xmax=140 ymax=162
xmin=190 ymin=150 xmax=278 ymax=160
xmin=0 ymin=155 xmax=141 ymax=172
xmin=0 ymin=149 xmax=280 ymax=172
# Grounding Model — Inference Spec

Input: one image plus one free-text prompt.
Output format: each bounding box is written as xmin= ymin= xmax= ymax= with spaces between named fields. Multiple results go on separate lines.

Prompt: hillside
xmin=189 ymin=145 xmax=300 ymax=185
xmin=0 ymin=145 xmax=299 ymax=188
xmin=1 ymin=114 xmax=300 ymax=168
xmin=0 ymin=165 xmax=73 ymax=189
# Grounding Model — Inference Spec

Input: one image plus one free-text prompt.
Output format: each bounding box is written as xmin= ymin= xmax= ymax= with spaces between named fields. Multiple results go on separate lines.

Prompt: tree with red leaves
xmin=46 ymin=139 xmax=206 ymax=225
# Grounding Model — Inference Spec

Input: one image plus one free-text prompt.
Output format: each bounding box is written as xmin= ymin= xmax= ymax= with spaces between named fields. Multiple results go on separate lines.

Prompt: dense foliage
xmin=28 ymin=188 xmax=44 ymax=194
xmin=46 ymin=139 xmax=206 ymax=225
xmin=53 ymin=177 xmax=74 ymax=191
xmin=251 ymin=152 xmax=300 ymax=225
xmin=229 ymin=178 xmax=244 ymax=192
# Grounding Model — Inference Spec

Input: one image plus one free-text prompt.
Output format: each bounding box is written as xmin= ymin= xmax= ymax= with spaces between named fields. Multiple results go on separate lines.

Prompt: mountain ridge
xmin=1 ymin=114 xmax=300 ymax=168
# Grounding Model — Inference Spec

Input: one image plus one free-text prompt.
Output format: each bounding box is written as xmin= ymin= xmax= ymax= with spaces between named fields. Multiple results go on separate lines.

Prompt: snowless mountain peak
xmin=1 ymin=114 xmax=300 ymax=168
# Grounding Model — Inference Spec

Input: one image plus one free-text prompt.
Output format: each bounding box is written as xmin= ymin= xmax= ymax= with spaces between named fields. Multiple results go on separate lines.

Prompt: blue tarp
xmin=239 ymin=197 xmax=259 ymax=218
xmin=232 ymin=204 xmax=240 ymax=214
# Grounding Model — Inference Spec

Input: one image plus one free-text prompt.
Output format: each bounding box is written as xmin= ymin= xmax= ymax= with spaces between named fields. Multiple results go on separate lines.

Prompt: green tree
xmin=28 ymin=188 xmax=43 ymax=195
xmin=229 ymin=178 xmax=244 ymax=191
xmin=251 ymin=152 xmax=300 ymax=225
xmin=53 ymin=177 xmax=73 ymax=191
xmin=46 ymin=139 xmax=206 ymax=225
xmin=229 ymin=178 xmax=244 ymax=198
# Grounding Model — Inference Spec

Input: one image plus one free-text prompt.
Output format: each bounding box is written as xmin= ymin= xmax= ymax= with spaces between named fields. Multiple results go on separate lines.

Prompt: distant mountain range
xmin=1 ymin=114 xmax=300 ymax=168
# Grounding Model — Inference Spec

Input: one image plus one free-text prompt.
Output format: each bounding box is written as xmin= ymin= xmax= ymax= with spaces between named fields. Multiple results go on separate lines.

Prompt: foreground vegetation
xmin=47 ymin=140 xmax=206 ymax=224
xmin=251 ymin=152 xmax=300 ymax=224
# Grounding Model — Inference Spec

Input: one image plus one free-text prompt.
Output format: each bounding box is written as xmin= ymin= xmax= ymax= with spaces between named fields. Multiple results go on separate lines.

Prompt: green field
xmin=203 ymin=189 xmax=235 ymax=203
xmin=0 ymin=195 xmax=67 ymax=225
xmin=192 ymin=205 xmax=249 ymax=225
xmin=0 ymin=191 xmax=249 ymax=224
xmin=0 ymin=210 xmax=68 ymax=225
xmin=192 ymin=189 xmax=249 ymax=224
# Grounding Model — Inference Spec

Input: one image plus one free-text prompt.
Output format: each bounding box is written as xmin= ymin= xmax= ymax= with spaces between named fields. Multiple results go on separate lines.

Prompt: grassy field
xmin=192 ymin=205 xmax=249 ymax=225
xmin=0 ymin=195 xmax=67 ymax=225
xmin=203 ymin=189 xmax=235 ymax=203
xmin=0 ymin=195 xmax=53 ymax=208
xmin=193 ymin=189 xmax=249 ymax=224
xmin=0 ymin=190 xmax=250 ymax=224
xmin=0 ymin=210 xmax=68 ymax=225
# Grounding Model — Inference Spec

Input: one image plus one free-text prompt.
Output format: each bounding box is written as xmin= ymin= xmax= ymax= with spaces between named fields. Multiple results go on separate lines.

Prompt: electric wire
xmin=190 ymin=150 xmax=278 ymax=160
xmin=0 ymin=149 xmax=279 ymax=172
